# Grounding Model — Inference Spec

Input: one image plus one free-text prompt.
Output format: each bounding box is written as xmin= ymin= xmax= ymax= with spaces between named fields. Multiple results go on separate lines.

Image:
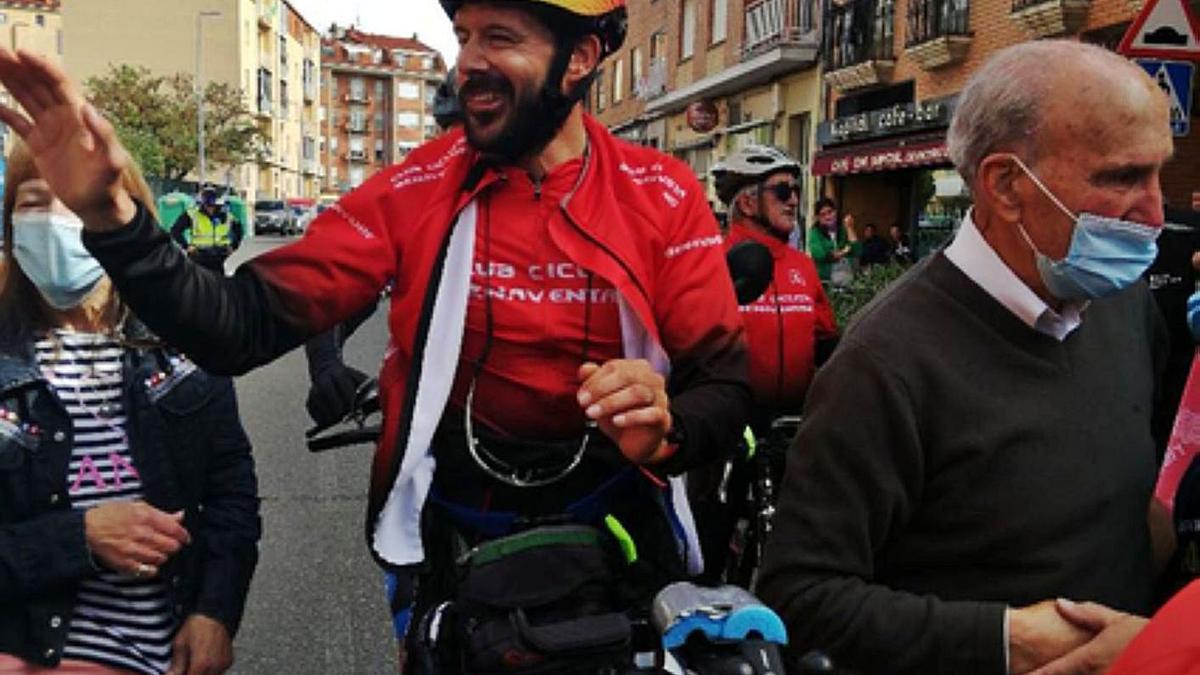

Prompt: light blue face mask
xmin=12 ymin=211 xmax=105 ymax=310
xmin=1010 ymin=156 xmax=1160 ymax=301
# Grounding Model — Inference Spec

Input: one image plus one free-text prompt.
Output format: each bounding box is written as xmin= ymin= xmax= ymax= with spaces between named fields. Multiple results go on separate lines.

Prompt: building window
xmin=612 ymin=58 xmax=624 ymax=104
xmin=257 ymin=67 xmax=273 ymax=114
xmin=712 ymin=0 xmax=728 ymax=44
xmin=595 ymin=68 xmax=606 ymax=111
xmin=330 ymin=136 xmax=338 ymax=151
xmin=280 ymin=79 xmax=289 ymax=114
xmin=375 ymin=80 xmax=384 ymax=99
xmin=279 ymin=35 xmax=287 ymax=67
xmin=397 ymin=111 xmax=421 ymax=128
xmin=349 ymin=108 xmax=367 ymax=131
xmin=375 ymin=112 xmax=385 ymax=130
xmin=651 ymin=30 xmax=666 ymax=60
xmin=375 ymin=138 xmax=384 ymax=163
xmin=631 ymin=47 xmax=643 ymax=90
xmin=350 ymin=77 xmax=365 ymax=101
xmin=681 ymin=0 xmax=697 ymax=60
xmin=0 ymin=13 xmax=8 ymax=24
xmin=350 ymin=165 xmax=365 ymax=187
xmin=398 ymin=81 xmax=420 ymax=99
xmin=35 ymin=14 xmax=44 ymax=26
xmin=826 ymin=0 xmax=896 ymax=69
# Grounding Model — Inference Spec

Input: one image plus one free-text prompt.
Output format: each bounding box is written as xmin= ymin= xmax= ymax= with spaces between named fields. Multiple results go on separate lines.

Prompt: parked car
xmin=254 ymin=199 xmax=290 ymax=235
xmin=285 ymin=198 xmax=315 ymax=235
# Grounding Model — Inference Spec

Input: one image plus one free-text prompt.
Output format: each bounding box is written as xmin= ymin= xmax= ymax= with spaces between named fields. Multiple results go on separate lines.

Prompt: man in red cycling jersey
xmin=0 ymin=0 xmax=750 ymax=670
xmin=712 ymin=145 xmax=837 ymax=422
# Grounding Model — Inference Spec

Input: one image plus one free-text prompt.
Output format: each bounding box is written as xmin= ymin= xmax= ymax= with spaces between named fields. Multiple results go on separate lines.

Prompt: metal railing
xmin=743 ymin=0 xmax=820 ymax=59
xmin=823 ymin=0 xmax=896 ymax=70
xmin=906 ymin=0 xmax=970 ymax=46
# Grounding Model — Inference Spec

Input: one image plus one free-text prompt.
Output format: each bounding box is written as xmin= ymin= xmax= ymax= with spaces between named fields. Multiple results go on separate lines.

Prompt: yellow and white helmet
xmin=440 ymin=0 xmax=627 ymax=57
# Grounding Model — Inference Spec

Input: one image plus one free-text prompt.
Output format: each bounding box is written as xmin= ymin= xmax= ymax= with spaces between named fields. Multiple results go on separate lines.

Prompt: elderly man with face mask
xmin=758 ymin=40 xmax=1172 ymax=675
xmin=0 ymin=1 xmax=750 ymax=671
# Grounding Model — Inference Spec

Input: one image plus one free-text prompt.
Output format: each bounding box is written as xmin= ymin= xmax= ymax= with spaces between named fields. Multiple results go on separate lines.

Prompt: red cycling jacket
xmin=726 ymin=223 xmax=836 ymax=413
xmin=84 ymin=115 xmax=749 ymax=569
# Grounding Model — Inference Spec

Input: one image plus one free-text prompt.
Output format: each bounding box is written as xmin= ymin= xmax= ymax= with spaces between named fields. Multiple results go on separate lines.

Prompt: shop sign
xmin=819 ymin=97 xmax=956 ymax=146
xmin=814 ymin=139 xmax=950 ymax=176
xmin=686 ymin=100 xmax=720 ymax=133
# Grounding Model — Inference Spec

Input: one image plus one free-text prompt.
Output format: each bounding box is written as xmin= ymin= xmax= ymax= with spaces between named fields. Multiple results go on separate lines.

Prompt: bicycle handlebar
xmin=306 ymin=426 xmax=381 ymax=453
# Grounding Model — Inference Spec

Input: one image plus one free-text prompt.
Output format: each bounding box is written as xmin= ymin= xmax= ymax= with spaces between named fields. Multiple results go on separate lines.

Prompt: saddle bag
xmin=452 ymin=525 xmax=632 ymax=674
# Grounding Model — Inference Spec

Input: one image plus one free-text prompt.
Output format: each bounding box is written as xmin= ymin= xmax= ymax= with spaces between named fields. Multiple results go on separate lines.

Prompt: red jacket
xmin=726 ymin=223 xmax=836 ymax=413
xmin=86 ymin=115 xmax=748 ymax=569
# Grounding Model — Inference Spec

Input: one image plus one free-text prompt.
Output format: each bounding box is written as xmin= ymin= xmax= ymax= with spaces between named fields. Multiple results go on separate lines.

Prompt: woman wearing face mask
xmin=0 ymin=140 xmax=261 ymax=675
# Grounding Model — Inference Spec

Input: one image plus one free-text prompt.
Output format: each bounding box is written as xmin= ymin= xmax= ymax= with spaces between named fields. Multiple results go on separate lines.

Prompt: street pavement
xmin=221 ymin=236 xmax=397 ymax=674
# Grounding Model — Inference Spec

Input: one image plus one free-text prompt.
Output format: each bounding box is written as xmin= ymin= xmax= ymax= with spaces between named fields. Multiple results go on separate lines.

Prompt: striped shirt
xmin=35 ymin=331 xmax=175 ymax=675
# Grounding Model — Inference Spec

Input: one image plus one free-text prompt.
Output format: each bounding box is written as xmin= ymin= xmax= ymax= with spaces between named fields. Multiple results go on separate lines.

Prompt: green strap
xmin=743 ymin=426 xmax=757 ymax=459
xmin=467 ymin=526 xmax=602 ymax=567
xmin=604 ymin=515 xmax=638 ymax=564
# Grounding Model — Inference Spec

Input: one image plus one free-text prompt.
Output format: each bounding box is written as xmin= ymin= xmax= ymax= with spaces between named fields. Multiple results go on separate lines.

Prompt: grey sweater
xmin=758 ymin=252 xmax=1168 ymax=675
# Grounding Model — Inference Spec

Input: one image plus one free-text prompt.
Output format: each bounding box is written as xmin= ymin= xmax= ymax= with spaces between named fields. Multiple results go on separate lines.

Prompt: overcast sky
xmin=288 ymin=0 xmax=459 ymax=63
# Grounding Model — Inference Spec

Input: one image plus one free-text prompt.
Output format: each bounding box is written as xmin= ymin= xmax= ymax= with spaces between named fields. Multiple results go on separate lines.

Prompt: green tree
xmin=85 ymin=65 xmax=263 ymax=183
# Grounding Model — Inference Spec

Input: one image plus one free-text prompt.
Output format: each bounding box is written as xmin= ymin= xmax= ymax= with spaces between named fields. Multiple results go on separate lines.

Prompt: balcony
xmin=645 ymin=0 xmax=818 ymax=115
xmin=302 ymin=159 xmax=318 ymax=176
xmin=344 ymin=91 xmax=368 ymax=104
xmin=346 ymin=149 xmax=368 ymax=162
xmin=904 ymin=0 xmax=972 ymax=69
xmin=1009 ymin=0 xmax=1090 ymax=37
xmin=823 ymin=0 xmax=897 ymax=91
xmin=256 ymin=98 xmax=273 ymax=120
xmin=257 ymin=1 xmax=274 ymax=30
xmin=344 ymin=121 xmax=370 ymax=134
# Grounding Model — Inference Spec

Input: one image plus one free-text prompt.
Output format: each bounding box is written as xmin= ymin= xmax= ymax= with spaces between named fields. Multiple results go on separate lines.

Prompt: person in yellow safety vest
xmin=170 ymin=186 xmax=244 ymax=273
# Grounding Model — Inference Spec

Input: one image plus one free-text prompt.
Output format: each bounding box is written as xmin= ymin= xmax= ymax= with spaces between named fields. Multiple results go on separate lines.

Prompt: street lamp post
xmin=196 ymin=10 xmax=222 ymax=192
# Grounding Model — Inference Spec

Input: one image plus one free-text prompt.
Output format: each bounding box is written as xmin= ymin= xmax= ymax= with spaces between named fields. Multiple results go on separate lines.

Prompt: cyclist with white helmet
xmin=0 ymin=0 xmax=751 ymax=670
xmin=712 ymin=145 xmax=837 ymax=420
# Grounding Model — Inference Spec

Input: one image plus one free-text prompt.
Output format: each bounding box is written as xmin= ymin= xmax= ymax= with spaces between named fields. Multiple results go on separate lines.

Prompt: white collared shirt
xmin=944 ymin=211 xmax=1086 ymax=342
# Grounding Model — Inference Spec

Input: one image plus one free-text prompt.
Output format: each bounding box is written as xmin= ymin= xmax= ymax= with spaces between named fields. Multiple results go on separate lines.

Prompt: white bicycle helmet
xmin=711 ymin=145 xmax=802 ymax=204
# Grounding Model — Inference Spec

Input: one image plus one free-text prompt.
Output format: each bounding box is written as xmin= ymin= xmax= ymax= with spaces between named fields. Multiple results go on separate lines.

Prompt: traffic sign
xmin=1136 ymin=58 xmax=1194 ymax=136
xmin=1120 ymin=0 xmax=1200 ymax=60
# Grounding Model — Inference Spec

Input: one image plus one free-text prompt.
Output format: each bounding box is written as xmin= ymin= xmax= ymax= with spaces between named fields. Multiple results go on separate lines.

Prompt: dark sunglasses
xmin=764 ymin=182 xmax=801 ymax=201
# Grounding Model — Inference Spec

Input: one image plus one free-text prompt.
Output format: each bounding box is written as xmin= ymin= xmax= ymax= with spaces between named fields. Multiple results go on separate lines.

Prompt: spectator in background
xmin=807 ymin=198 xmax=860 ymax=285
xmin=859 ymin=222 xmax=890 ymax=266
xmin=170 ymin=186 xmax=244 ymax=274
xmin=889 ymin=222 xmax=913 ymax=264
xmin=760 ymin=40 xmax=1172 ymax=674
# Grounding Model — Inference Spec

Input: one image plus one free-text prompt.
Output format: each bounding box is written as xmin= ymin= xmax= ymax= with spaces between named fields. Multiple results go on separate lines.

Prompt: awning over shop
xmin=812 ymin=135 xmax=950 ymax=176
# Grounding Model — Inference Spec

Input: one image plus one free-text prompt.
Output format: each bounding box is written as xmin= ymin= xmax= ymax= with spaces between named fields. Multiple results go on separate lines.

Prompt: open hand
xmin=167 ymin=614 xmax=233 ymax=675
xmin=84 ymin=501 xmax=191 ymax=578
xmin=577 ymin=359 xmax=673 ymax=465
xmin=0 ymin=48 xmax=136 ymax=229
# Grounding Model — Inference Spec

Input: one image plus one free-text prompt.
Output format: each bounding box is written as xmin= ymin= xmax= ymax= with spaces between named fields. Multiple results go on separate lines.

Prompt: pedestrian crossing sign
xmin=1137 ymin=58 xmax=1194 ymax=136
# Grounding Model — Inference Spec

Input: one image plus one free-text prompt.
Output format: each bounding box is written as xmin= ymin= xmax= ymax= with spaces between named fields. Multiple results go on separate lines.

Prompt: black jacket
xmin=0 ymin=326 xmax=260 ymax=667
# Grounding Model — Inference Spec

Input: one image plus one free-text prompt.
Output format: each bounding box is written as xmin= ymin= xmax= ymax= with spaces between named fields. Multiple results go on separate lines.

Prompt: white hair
xmin=947 ymin=40 xmax=1147 ymax=186
xmin=729 ymin=183 xmax=760 ymax=223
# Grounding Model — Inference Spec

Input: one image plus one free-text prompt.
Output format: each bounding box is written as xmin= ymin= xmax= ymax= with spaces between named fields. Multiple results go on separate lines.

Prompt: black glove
xmin=306 ymin=362 xmax=370 ymax=427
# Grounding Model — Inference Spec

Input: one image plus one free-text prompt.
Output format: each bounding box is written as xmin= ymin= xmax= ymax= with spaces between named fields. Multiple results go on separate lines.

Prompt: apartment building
xmin=0 ymin=0 xmax=61 ymax=155
xmin=595 ymin=0 xmax=825 ymax=220
xmin=320 ymin=27 xmax=446 ymax=193
xmin=815 ymin=0 xmax=1194 ymax=253
xmin=62 ymin=0 xmax=322 ymax=201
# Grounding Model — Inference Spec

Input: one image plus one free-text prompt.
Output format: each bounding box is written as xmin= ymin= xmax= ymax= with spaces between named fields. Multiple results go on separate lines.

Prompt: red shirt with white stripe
xmin=449 ymin=159 xmax=624 ymax=439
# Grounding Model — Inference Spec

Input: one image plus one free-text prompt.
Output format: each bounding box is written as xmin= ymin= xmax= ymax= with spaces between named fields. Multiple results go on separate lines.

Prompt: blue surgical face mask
xmin=12 ymin=211 xmax=105 ymax=309
xmin=1010 ymin=156 xmax=1160 ymax=301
